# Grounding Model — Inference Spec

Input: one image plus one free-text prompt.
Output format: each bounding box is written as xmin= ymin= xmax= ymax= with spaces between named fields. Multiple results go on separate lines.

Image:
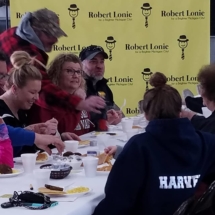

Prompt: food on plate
xmin=79 ymin=140 xmax=90 ymax=145
xmin=63 ymin=151 xmax=73 ymax=157
xmin=38 ymin=187 xmax=66 ymax=195
xmin=132 ymin=125 xmax=142 ymax=129
xmin=0 ymin=164 xmax=12 ymax=174
xmin=63 ymin=151 xmax=82 ymax=157
xmin=12 ymin=169 xmax=19 ymax=173
xmin=97 ymin=164 xmax=112 ymax=171
xmin=45 ymin=184 xmax=63 ymax=191
xmin=66 ymin=186 xmax=89 ymax=194
xmin=36 ymin=153 xmax=48 ymax=161
xmin=97 ymin=153 xmax=113 ymax=165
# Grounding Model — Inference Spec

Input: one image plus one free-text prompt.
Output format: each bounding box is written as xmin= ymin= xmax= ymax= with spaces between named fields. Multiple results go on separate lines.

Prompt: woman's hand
xmin=107 ymin=109 xmax=122 ymax=125
xmin=25 ymin=118 xmax=58 ymax=135
xmin=44 ymin=118 xmax=58 ymax=134
xmin=74 ymin=88 xmax=86 ymax=100
xmin=104 ymin=146 xmax=117 ymax=156
xmin=180 ymin=110 xmax=196 ymax=120
xmin=35 ymin=134 xmax=65 ymax=155
xmin=61 ymin=132 xmax=81 ymax=141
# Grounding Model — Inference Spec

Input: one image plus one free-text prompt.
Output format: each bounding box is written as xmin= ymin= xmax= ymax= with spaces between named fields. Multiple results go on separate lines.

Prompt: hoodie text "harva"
xmin=159 ymin=175 xmax=200 ymax=189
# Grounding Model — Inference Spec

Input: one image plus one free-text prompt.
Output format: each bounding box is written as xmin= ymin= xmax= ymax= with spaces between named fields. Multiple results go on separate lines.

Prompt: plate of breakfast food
xmin=96 ymin=153 xmax=114 ymax=174
xmin=38 ymin=184 xmax=92 ymax=197
xmin=78 ymin=140 xmax=90 ymax=148
xmin=14 ymin=152 xmax=51 ymax=164
xmin=0 ymin=164 xmax=23 ymax=178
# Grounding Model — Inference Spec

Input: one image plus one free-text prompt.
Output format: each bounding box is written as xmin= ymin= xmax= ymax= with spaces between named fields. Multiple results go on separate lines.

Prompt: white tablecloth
xmin=0 ymin=116 xmax=148 ymax=215
xmin=0 ymin=171 xmax=107 ymax=215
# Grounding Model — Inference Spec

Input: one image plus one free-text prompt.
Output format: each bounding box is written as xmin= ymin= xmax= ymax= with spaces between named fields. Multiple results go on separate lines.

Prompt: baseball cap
xmin=79 ymin=45 xmax=108 ymax=61
xmin=30 ymin=8 xmax=67 ymax=38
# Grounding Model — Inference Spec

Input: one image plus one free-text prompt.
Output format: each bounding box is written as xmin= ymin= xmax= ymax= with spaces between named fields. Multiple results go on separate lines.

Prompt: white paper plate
xmin=0 ymin=169 xmax=24 ymax=178
xmin=78 ymin=144 xmax=90 ymax=148
xmin=14 ymin=153 xmax=51 ymax=164
xmin=92 ymin=131 xmax=124 ymax=136
xmin=96 ymin=162 xmax=112 ymax=175
xmin=46 ymin=185 xmax=92 ymax=197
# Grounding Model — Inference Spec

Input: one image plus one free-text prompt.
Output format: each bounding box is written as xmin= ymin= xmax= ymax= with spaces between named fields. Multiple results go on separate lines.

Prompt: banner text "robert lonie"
xmin=161 ymin=10 xmax=205 ymax=17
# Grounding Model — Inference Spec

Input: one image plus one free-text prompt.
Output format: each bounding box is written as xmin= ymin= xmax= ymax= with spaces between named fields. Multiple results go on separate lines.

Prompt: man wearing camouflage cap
xmin=0 ymin=8 xmax=105 ymax=120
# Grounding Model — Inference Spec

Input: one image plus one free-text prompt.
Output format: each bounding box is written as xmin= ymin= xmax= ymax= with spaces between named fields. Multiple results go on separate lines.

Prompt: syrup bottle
xmin=97 ymin=91 xmax=108 ymax=131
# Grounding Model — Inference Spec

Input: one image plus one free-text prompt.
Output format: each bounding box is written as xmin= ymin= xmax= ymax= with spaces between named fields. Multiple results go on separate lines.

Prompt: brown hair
xmin=197 ymin=64 xmax=215 ymax=102
xmin=6 ymin=51 xmax=43 ymax=89
xmin=48 ymin=53 xmax=85 ymax=90
xmin=142 ymin=72 xmax=182 ymax=120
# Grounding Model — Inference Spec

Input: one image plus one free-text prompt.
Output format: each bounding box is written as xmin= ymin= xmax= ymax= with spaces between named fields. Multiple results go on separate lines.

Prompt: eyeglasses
xmin=0 ymin=73 xmax=9 ymax=80
xmin=64 ymin=69 xmax=83 ymax=76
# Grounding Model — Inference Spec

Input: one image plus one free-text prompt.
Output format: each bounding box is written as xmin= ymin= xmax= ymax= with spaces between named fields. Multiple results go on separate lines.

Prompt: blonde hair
xmin=6 ymin=51 xmax=43 ymax=89
xmin=48 ymin=53 xmax=86 ymax=91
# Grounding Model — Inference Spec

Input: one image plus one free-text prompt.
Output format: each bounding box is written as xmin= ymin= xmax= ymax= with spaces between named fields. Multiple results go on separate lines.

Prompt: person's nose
xmin=96 ymin=63 xmax=103 ymax=69
xmin=34 ymin=93 xmax=39 ymax=100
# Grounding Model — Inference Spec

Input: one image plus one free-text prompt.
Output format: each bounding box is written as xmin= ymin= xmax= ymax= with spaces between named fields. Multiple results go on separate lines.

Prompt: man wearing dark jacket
xmin=79 ymin=45 xmax=123 ymax=127
xmin=0 ymin=8 xmax=105 ymax=123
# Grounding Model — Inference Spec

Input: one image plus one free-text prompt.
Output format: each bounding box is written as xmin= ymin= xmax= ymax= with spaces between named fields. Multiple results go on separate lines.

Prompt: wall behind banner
xmin=10 ymin=0 xmax=210 ymax=116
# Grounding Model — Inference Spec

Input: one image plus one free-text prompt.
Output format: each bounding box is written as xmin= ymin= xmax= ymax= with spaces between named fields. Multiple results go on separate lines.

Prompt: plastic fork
xmin=120 ymin=99 xmax=126 ymax=111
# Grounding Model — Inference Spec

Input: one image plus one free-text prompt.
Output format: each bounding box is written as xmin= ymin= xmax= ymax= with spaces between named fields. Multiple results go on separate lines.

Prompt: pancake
xmin=36 ymin=153 xmax=48 ymax=161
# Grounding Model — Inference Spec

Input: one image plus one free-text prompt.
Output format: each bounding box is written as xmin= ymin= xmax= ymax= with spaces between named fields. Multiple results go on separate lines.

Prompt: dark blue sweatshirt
xmin=93 ymin=118 xmax=215 ymax=215
xmin=7 ymin=125 xmax=35 ymax=157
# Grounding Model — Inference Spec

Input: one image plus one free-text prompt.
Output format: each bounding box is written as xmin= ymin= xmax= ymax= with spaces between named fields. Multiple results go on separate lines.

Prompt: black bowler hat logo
xmin=105 ymin=36 xmax=116 ymax=61
xmin=141 ymin=3 xmax=152 ymax=28
xmin=177 ymin=35 xmax=189 ymax=60
xmin=141 ymin=68 xmax=153 ymax=91
xmin=68 ymin=4 xmax=80 ymax=29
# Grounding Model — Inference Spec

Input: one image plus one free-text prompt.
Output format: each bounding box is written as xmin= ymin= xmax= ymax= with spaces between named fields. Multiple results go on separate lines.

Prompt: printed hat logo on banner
xmin=177 ymin=35 xmax=189 ymax=60
xmin=105 ymin=36 xmax=116 ymax=61
xmin=141 ymin=68 xmax=153 ymax=91
xmin=68 ymin=4 xmax=79 ymax=29
xmin=141 ymin=3 xmax=152 ymax=28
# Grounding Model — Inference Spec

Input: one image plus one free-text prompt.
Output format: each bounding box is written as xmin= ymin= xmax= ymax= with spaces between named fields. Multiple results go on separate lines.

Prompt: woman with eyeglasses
xmin=28 ymin=53 xmax=119 ymax=138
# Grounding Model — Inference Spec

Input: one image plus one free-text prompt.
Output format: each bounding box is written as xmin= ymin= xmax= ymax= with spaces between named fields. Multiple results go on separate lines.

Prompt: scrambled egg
xmin=12 ymin=169 xmax=19 ymax=173
xmin=67 ymin=187 xmax=89 ymax=194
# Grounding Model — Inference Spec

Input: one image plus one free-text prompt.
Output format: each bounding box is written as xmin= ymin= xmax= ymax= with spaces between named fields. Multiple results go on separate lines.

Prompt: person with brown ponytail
xmin=93 ymin=72 xmax=215 ymax=215
xmin=0 ymin=51 xmax=61 ymax=156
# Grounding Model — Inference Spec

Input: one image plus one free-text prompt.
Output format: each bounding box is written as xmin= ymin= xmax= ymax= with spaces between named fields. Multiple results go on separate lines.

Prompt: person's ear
xmin=11 ymin=84 xmax=18 ymax=95
xmin=144 ymin=113 xmax=149 ymax=121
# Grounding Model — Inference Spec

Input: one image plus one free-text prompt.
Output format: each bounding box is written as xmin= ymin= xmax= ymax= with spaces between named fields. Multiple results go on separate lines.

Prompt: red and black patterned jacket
xmin=0 ymin=27 xmax=82 ymax=127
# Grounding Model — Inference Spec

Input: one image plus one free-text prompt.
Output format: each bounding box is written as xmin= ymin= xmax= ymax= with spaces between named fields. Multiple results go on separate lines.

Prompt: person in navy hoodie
xmin=92 ymin=72 xmax=215 ymax=215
